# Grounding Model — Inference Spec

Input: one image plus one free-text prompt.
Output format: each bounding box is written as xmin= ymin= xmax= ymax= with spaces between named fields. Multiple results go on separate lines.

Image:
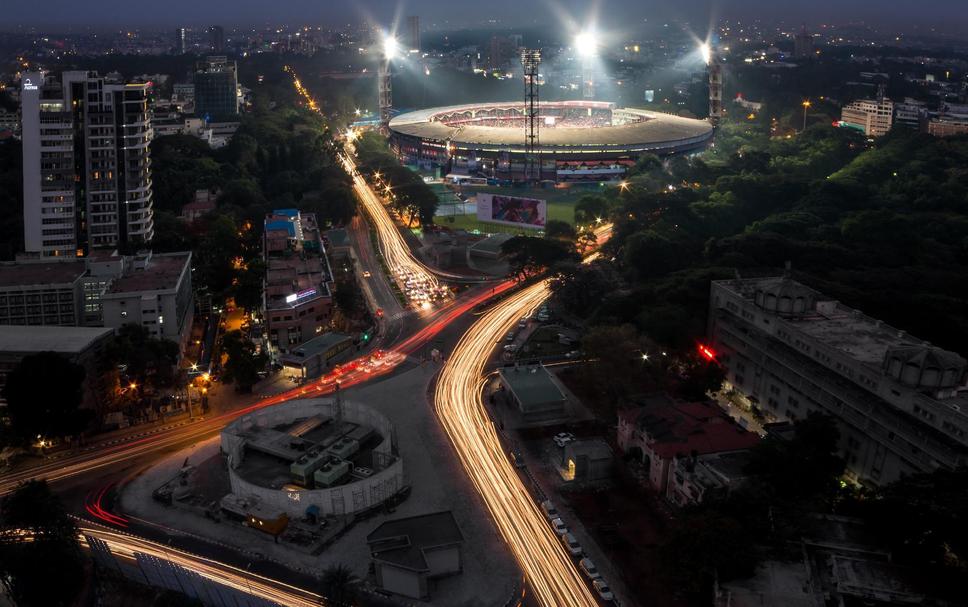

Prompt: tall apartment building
xmin=175 ymin=28 xmax=187 ymax=54
xmin=793 ymin=26 xmax=814 ymax=59
xmin=21 ymin=71 xmax=154 ymax=258
xmin=209 ymin=25 xmax=225 ymax=53
xmin=193 ymin=57 xmax=239 ymax=123
xmin=840 ymin=98 xmax=894 ymax=136
xmin=707 ymin=277 xmax=968 ymax=487
xmin=406 ymin=16 xmax=421 ymax=53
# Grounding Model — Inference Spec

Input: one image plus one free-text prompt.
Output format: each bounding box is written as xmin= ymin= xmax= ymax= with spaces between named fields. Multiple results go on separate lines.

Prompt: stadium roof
xmin=389 ymin=102 xmax=713 ymax=151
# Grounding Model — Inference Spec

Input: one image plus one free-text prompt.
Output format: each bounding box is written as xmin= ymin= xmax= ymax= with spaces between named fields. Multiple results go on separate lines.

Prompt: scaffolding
xmin=521 ymin=49 xmax=542 ymax=183
xmin=379 ymin=56 xmax=392 ymax=129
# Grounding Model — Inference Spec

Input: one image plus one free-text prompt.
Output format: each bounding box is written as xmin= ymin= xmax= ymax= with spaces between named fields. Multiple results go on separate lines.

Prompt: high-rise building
xmin=793 ymin=26 xmax=814 ymax=59
xmin=175 ymin=28 xmax=187 ymax=54
xmin=193 ymin=56 xmax=239 ymax=122
xmin=840 ymin=98 xmax=894 ymax=136
xmin=21 ymin=71 xmax=154 ymax=258
xmin=407 ymin=16 xmax=420 ymax=53
xmin=208 ymin=25 xmax=225 ymax=53
xmin=708 ymin=276 xmax=968 ymax=486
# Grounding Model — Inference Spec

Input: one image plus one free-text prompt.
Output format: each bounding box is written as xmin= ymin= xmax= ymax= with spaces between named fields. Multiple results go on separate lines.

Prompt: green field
xmin=433 ymin=182 xmax=609 ymax=233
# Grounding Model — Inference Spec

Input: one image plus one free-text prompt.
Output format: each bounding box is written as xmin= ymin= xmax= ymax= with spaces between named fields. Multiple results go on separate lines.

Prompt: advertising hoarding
xmin=476 ymin=193 xmax=547 ymax=229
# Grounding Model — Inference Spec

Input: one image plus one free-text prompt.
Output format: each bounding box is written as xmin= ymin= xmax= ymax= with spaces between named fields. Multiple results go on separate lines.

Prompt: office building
xmin=707 ymin=276 xmax=968 ymax=487
xmin=406 ymin=16 xmax=420 ymax=53
xmin=208 ymin=25 xmax=225 ymax=53
xmin=793 ymin=26 xmax=814 ymax=59
xmin=0 ymin=251 xmax=193 ymax=351
xmin=263 ymin=209 xmax=334 ymax=355
xmin=928 ymin=117 xmax=968 ymax=137
xmin=193 ymin=57 xmax=239 ymax=122
xmin=840 ymin=98 xmax=894 ymax=136
xmin=893 ymin=99 xmax=926 ymax=129
xmin=21 ymin=71 xmax=154 ymax=258
xmin=0 ymin=325 xmax=115 ymax=409
xmin=175 ymin=27 xmax=187 ymax=54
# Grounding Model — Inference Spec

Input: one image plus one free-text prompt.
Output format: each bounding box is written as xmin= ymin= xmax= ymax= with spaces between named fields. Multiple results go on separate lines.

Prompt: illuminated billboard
xmin=476 ymin=193 xmax=547 ymax=229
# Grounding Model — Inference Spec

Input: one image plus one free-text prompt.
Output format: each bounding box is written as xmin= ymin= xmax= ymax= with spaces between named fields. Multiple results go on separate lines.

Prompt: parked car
xmin=553 ymin=432 xmax=575 ymax=448
xmin=505 ymin=331 xmax=516 ymax=342
xmin=518 ymin=319 xmax=528 ymax=329
xmin=593 ymin=578 xmax=614 ymax=601
xmin=579 ymin=557 xmax=601 ymax=580
xmin=550 ymin=518 xmax=568 ymax=536
xmin=509 ymin=451 xmax=526 ymax=468
xmin=540 ymin=500 xmax=559 ymax=520
xmin=362 ymin=270 xmax=371 ymax=278
xmin=561 ymin=532 xmax=582 ymax=556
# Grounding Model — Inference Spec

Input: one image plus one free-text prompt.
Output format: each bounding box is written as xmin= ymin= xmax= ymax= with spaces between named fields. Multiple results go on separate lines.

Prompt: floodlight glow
xmin=700 ymin=42 xmax=712 ymax=65
xmin=575 ymin=31 xmax=597 ymax=57
xmin=383 ymin=35 xmax=399 ymax=59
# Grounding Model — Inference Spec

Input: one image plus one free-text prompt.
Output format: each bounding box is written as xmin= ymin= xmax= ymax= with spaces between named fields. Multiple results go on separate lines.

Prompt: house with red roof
xmin=618 ymin=395 xmax=760 ymax=503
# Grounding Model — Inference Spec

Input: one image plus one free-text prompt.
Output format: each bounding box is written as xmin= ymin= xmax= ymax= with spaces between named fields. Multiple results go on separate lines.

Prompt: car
xmin=505 ymin=331 xmax=516 ymax=342
xmin=540 ymin=500 xmax=559 ymax=520
xmin=592 ymin=579 xmax=614 ymax=601
xmin=579 ymin=557 xmax=601 ymax=580
xmin=362 ymin=270 xmax=371 ymax=278
xmin=550 ymin=518 xmax=568 ymax=536
xmin=503 ymin=344 xmax=518 ymax=353
xmin=509 ymin=451 xmax=526 ymax=468
xmin=536 ymin=312 xmax=550 ymax=322
xmin=561 ymin=532 xmax=582 ymax=556
xmin=518 ymin=319 xmax=528 ymax=329
xmin=553 ymin=432 xmax=576 ymax=448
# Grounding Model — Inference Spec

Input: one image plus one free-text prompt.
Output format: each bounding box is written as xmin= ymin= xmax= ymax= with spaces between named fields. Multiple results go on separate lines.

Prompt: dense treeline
xmin=352 ymin=131 xmax=439 ymax=225
xmin=554 ymin=120 xmax=968 ymax=354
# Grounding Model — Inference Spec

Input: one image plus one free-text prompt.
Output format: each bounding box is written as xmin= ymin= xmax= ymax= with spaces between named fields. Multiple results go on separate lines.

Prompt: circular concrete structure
xmin=388 ymin=100 xmax=714 ymax=182
xmin=221 ymin=398 xmax=404 ymax=518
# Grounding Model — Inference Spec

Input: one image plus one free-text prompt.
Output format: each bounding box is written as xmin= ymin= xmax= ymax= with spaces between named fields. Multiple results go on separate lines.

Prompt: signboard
xmin=476 ymin=193 xmax=547 ymax=229
xmin=285 ymin=288 xmax=317 ymax=304
xmin=23 ymin=77 xmax=38 ymax=91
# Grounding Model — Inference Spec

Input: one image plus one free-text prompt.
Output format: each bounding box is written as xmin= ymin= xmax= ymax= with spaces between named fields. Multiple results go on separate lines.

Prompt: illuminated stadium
xmin=388 ymin=100 xmax=714 ymax=182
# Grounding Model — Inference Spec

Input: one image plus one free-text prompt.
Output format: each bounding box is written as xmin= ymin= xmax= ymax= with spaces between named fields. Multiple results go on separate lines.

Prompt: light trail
xmin=339 ymin=151 xmax=450 ymax=308
xmin=80 ymin=525 xmax=321 ymax=607
xmin=433 ymin=221 xmax=613 ymax=607
xmin=433 ymin=281 xmax=599 ymax=607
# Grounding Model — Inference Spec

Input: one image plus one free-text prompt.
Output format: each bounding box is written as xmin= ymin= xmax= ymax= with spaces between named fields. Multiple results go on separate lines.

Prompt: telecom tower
xmin=707 ymin=50 xmax=724 ymax=127
xmin=521 ymin=49 xmax=542 ymax=183
xmin=379 ymin=52 xmax=393 ymax=130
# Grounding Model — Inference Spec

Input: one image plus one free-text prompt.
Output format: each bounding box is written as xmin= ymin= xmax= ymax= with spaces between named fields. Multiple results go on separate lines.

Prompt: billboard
xmin=476 ymin=193 xmax=547 ymax=229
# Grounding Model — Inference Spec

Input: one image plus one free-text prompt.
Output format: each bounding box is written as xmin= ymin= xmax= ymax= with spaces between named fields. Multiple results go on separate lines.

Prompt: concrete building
xmin=793 ymin=26 xmax=814 ymax=59
xmin=927 ymin=117 xmax=968 ymax=137
xmin=498 ymin=364 xmax=567 ymax=423
xmin=0 ymin=325 xmax=115 ymax=409
xmin=560 ymin=439 xmax=612 ymax=482
xmin=20 ymin=71 xmax=154 ymax=258
xmin=840 ymin=98 xmax=894 ymax=137
xmin=208 ymin=25 xmax=225 ymax=53
xmin=280 ymin=332 xmax=353 ymax=380
xmin=0 ymin=260 xmax=86 ymax=326
xmin=0 ymin=109 xmax=19 ymax=137
xmin=406 ymin=16 xmax=421 ymax=53
xmin=666 ymin=450 xmax=753 ymax=507
xmin=263 ymin=209 xmax=334 ymax=355
xmin=193 ymin=56 xmax=239 ymax=123
xmin=618 ymin=395 xmax=760 ymax=498
xmin=707 ymin=276 xmax=968 ymax=486
xmin=366 ymin=511 xmax=464 ymax=600
xmin=100 ymin=252 xmax=193 ymax=347
xmin=174 ymin=28 xmax=187 ymax=54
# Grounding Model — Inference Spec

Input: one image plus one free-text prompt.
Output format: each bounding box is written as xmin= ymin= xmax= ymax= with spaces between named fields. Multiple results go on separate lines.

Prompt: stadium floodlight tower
xmin=521 ymin=48 xmax=542 ymax=184
xmin=379 ymin=34 xmax=399 ymax=130
xmin=702 ymin=42 xmax=724 ymax=127
xmin=575 ymin=30 xmax=598 ymax=99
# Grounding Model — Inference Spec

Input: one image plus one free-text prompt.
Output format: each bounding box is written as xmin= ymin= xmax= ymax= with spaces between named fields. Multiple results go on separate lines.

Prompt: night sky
xmin=4 ymin=0 xmax=967 ymax=31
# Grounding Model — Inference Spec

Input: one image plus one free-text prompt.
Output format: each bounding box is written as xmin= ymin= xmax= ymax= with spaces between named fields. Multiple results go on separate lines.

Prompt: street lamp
xmin=802 ymin=100 xmax=812 ymax=132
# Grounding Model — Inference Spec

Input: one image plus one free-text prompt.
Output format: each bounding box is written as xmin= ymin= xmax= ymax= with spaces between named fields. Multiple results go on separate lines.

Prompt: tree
xmin=1 ymin=352 xmax=91 ymax=442
xmin=221 ymin=330 xmax=268 ymax=392
xmin=543 ymin=219 xmax=576 ymax=243
xmin=319 ymin=564 xmax=359 ymax=607
xmin=233 ymin=259 xmax=266 ymax=313
xmin=0 ymin=480 xmax=85 ymax=607
xmin=105 ymin=324 xmax=180 ymax=395
xmin=501 ymin=236 xmax=578 ymax=280
xmin=573 ymin=195 xmax=609 ymax=225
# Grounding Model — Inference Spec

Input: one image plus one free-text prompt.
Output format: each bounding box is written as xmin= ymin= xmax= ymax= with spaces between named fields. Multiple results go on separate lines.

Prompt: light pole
xmin=802 ymin=100 xmax=811 ymax=132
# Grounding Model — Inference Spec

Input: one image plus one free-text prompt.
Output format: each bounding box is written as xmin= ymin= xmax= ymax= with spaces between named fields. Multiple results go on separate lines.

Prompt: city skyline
xmin=3 ymin=0 xmax=968 ymax=33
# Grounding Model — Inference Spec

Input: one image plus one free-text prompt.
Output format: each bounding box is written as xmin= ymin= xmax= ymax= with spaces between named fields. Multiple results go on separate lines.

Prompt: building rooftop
xmin=265 ymin=220 xmax=296 ymax=237
xmin=366 ymin=511 xmax=464 ymax=572
xmin=283 ymin=332 xmax=352 ymax=360
xmin=0 ymin=325 xmax=114 ymax=354
xmin=714 ymin=277 xmax=967 ymax=369
xmin=106 ymin=253 xmax=191 ymax=295
xmin=620 ymin=399 xmax=760 ymax=459
xmin=469 ymin=232 xmax=514 ymax=254
xmin=564 ymin=439 xmax=613 ymax=461
xmin=499 ymin=365 xmax=566 ymax=410
xmin=0 ymin=261 xmax=85 ymax=288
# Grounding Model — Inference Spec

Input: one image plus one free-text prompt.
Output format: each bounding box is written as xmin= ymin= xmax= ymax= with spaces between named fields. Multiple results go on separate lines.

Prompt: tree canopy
xmin=1 ymin=352 xmax=91 ymax=441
